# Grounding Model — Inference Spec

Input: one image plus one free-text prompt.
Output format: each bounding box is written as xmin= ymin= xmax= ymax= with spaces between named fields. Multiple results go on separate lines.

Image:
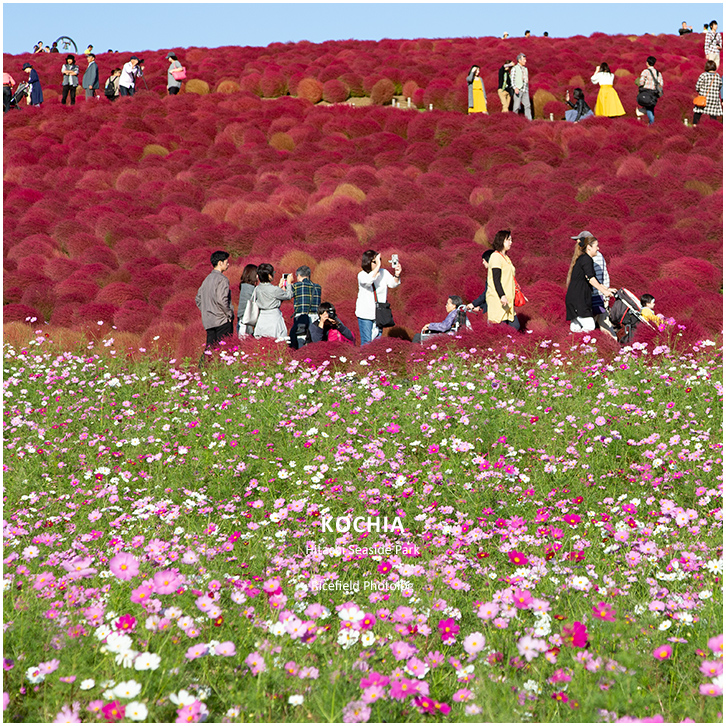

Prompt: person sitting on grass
xmin=413 ymin=295 xmax=468 ymax=343
xmin=640 ymin=293 xmax=661 ymax=324
xmin=308 ymin=302 xmax=355 ymax=344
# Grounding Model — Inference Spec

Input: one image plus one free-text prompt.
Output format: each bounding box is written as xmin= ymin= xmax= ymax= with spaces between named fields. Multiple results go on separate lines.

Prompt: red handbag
xmin=514 ymin=277 xmax=527 ymax=307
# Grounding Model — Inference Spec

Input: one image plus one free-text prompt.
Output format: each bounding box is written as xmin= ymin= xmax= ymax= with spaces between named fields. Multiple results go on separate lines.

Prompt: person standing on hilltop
xmin=61 ymin=54 xmax=80 ymax=106
xmin=510 ymin=53 xmax=532 ymax=119
xmin=678 ymin=21 xmax=693 ymax=35
xmin=22 ymin=62 xmax=43 ymax=106
xmin=82 ymin=53 xmax=99 ymax=100
xmin=195 ymin=251 xmax=234 ymax=356
xmin=466 ymin=65 xmax=488 ymax=114
xmin=497 ymin=60 xmax=515 ymax=112
xmin=636 ymin=56 xmax=664 ymax=124
xmin=119 ymin=56 xmax=142 ymax=96
xmin=591 ymin=62 xmax=626 ymax=117
xmin=705 ymin=21 xmax=722 ymax=68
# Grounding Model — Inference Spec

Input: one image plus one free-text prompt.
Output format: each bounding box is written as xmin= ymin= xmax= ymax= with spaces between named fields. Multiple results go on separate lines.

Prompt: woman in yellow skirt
xmin=590 ymin=62 xmax=626 ymax=117
xmin=467 ymin=65 xmax=488 ymax=114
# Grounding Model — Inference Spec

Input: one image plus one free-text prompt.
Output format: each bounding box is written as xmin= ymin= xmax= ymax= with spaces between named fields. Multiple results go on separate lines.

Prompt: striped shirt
xmin=639 ymin=67 xmax=663 ymax=93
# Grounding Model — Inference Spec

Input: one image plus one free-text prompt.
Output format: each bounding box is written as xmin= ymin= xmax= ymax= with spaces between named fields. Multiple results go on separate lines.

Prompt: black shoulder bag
xmin=373 ymin=279 xmax=395 ymax=328
xmin=637 ymin=68 xmax=662 ymax=108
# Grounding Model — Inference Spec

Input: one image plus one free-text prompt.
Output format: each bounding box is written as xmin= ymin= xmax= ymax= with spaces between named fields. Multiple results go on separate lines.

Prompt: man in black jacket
xmin=497 ymin=61 xmax=514 ymax=112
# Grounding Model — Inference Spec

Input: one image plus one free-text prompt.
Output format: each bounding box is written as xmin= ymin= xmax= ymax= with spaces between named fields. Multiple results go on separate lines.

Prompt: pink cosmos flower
xmin=452 ymin=688 xmax=474 ymax=702
xmin=707 ymin=634 xmax=723 ymax=657
xmin=185 ymin=644 xmax=208 ymax=661
xmin=342 ymin=700 xmax=371 ymax=723
xmin=652 ymin=644 xmax=672 ymax=661
xmin=508 ymin=551 xmax=528 ymax=566
xmin=175 ymin=701 xmax=205 ymax=723
xmin=390 ymin=641 xmax=417 ymax=661
xmin=101 ymin=701 xmax=125 ymax=722
xmin=115 ymin=614 xmax=136 ymax=632
xmin=38 ymin=660 xmax=60 ymax=675
xmin=512 ymin=589 xmax=533 ymax=609
xmin=130 ymin=584 xmax=153 ymax=605
xmin=53 ymin=701 xmax=81 ymax=723
xmin=108 ymin=553 xmax=139 ymax=581
xmin=245 ymin=651 xmax=266 ymax=675
xmin=389 ymin=678 xmax=416 ymax=700
xmin=561 ymin=621 xmax=588 ymax=648
xmin=699 ymin=660 xmax=723 ymax=677
xmin=361 ymin=685 xmax=386 ymax=704
xmin=477 ymin=602 xmax=500 ymax=620
xmin=359 ymin=672 xmax=389 ymax=689
xmin=215 ymin=641 xmax=236 ymax=657
xmin=463 ymin=632 xmax=485 ymax=655
xmin=699 ymin=683 xmax=723 ymax=697
xmin=153 ymin=570 xmax=181 ymax=595
xmin=592 ymin=602 xmax=616 ymax=622
xmin=437 ymin=618 xmax=459 ymax=643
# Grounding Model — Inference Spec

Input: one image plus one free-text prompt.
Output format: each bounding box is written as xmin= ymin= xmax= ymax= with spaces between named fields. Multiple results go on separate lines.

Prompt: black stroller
xmin=608 ymin=288 xmax=657 ymax=345
xmin=7 ymin=82 xmax=29 ymax=110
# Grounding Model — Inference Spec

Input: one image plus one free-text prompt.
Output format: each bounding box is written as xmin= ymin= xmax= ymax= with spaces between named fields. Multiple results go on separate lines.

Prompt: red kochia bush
xmin=370 ymin=79 xmax=395 ymax=106
xmin=296 ymin=78 xmax=324 ymax=104
xmin=322 ymin=79 xmax=349 ymax=104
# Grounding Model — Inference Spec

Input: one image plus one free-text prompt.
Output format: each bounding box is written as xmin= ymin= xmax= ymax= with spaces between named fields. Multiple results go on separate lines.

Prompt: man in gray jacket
xmin=510 ymin=53 xmax=532 ymax=119
xmin=195 ymin=251 xmax=234 ymax=352
xmin=82 ymin=53 xmax=99 ymax=99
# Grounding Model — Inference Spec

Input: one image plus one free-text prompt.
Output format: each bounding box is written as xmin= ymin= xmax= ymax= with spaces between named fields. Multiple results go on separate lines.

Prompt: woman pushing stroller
xmin=565 ymin=231 xmax=618 ymax=338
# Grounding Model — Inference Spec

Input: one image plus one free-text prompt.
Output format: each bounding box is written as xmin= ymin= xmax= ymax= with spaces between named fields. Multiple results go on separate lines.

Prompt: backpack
xmin=104 ymin=77 xmax=116 ymax=98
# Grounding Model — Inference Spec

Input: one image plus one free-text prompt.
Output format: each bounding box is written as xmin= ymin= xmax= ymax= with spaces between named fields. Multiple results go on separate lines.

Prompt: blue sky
xmin=2 ymin=3 xmax=723 ymax=55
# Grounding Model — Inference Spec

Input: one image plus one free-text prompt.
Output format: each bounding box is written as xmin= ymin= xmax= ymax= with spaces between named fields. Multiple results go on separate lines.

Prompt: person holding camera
xmin=119 ymin=56 xmax=142 ymax=96
xmin=252 ymin=263 xmax=293 ymax=341
xmin=309 ymin=302 xmax=355 ymax=344
xmin=355 ymin=250 xmax=401 ymax=345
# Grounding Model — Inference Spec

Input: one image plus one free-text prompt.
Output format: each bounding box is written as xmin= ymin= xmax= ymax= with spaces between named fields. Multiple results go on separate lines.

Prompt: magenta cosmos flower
xmin=592 ymin=602 xmax=616 ymax=622
xmin=653 ymin=644 xmax=672 ymax=661
xmin=108 ymin=553 xmax=139 ymax=581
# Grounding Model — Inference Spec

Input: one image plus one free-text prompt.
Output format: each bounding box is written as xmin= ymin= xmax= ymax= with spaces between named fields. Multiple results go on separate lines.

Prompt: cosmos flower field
xmin=2 ymin=328 xmax=723 ymax=723
xmin=2 ymin=29 xmax=724 ymax=725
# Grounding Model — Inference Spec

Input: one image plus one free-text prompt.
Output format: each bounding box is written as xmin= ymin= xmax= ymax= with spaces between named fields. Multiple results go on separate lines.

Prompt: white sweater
xmin=591 ymin=71 xmax=615 ymax=86
xmin=355 ymin=268 xmax=400 ymax=319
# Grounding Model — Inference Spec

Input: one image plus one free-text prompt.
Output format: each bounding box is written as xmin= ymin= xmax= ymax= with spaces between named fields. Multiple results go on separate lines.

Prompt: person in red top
xmin=3 ymin=71 xmax=15 ymax=113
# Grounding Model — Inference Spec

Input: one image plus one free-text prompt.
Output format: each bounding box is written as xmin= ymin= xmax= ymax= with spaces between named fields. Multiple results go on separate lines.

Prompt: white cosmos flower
xmin=361 ymin=631 xmax=376 ymax=646
xmin=169 ymin=690 xmax=196 ymax=707
xmin=105 ymin=632 xmax=133 ymax=654
xmin=94 ymin=624 xmax=112 ymax=641
xmin=26 ymin=667 xmax=45 ymax=684
xmin=115 ymin=650 xmax=139 ymax=668
xmin=113 ymin=680 xmax=142 ymax=699
xmin=288 ymin=695 xmax=304 ymax=706
xmin=126 ymin=702 xmax=148 ymax=721
xmin=268 ymin=622 xmax=285 ymax=636
xmin=134 ymin=652 xmax=161 ymax=671
xmin=658 ymin=620 xmax=672 ymax=631
xmin=79 ymin=679 xmax=95 ymax=691
xmin=337 ymin=630 xmax=360 ymax=648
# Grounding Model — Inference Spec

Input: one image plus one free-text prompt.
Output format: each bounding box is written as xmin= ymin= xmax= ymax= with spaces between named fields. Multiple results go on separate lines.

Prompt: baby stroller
xmin=8 ymin=82 xmax=29 ymax=110
xmin=608 ymin=288 xmax=656 ymax=345
xmin=418 ymin=305 xmax=472 ymax=344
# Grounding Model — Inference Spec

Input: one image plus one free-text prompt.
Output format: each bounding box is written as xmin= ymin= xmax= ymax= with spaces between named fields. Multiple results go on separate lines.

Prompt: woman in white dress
xmin=590 ymin=62 xmax=626 ymax=117
xmin=253 ymin=263 xmax=293 ymax=340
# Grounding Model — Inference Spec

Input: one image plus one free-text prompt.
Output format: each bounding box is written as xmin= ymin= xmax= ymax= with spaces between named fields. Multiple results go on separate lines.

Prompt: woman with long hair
xmin=591 ymin=62 xmax=626 ymax=117
xmin=485 ymin=230 xmax=522 ymax=332
xmin=564 ymin=87 xmax=594 ymax=122
xmin=252 ymin=263 xmax=293 ymax=341
xmin=467 ymin=65 xmax=488 ymax=114
xmin=565 ymin=234 xmax=617 ymax=334
xmin=237 ymin=263 xmax=258 ymax=336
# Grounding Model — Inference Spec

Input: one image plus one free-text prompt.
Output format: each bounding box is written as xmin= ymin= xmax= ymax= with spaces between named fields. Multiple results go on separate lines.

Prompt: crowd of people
xmin=3 ymin=49 xmax=186 ymax=111
xmin=467 ymin=20 xmax=723 ymax=124
xmin=195 ymin=231 xmax=664 ymax=359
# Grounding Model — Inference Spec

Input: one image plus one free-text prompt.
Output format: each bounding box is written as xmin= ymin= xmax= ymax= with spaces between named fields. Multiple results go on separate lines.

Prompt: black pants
xmin=693 ymin=112 xmax=721 ymax=125
xmin=3 ymin=86 xmax=11 ymax=112
xmin=205 ymin=320 xmax=233 ymax=348
xmin=501 ymin=315 xmax=521 ymax=332
xmin=168 ymin=86 xmax=180 ymax=95
xmin=119 ymin=86 xmax=134 ymax=96
xmin=61 ymin=85 xmax=77 ymax=105
xmin=289 ymin=315 xmax=311 ymax=349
